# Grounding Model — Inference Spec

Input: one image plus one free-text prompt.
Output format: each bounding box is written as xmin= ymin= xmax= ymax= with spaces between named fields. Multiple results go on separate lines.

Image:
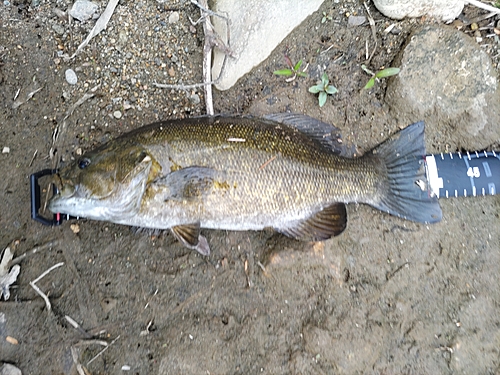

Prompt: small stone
xmin=2 ymin=146 xmax=9 ymax=154
xmin=189 ymin=93 xmax=200 ymax=105
xmin=65 ymin=68 xmax=78 ymax=85
xmin=348 ymin=15 xmax=366 ymax=26
xmin=6 ymin=336 xmax=19 ymax=345
xmin=0 ymin=363 xmax=22 ymax=375
xmin=69 ymin=0 xmax=98 ymax=22
xmin=113 ymin=110 xmax=122 ymax=119
xmin=70 ymin=223 xmax=80 ymax=234
xmin=470 ymin=22 xmax=478 ymax=31
xmin=168 ymin=67 xmax=175 ymax=77
xmin=52 ymin=23 xmax=65 ymax=36
xmin=168 ymin=11 xmax=179 ymax=24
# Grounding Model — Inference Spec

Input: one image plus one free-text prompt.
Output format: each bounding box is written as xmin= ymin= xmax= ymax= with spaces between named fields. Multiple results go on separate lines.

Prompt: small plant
xmin=321 ymin=11 xmax=332 ymax=23
xmin=308 ymin=73 xmax=338 ymax=107
xmin=274 ymin=55 xmax=308 ymax=82
xmin=362 ymin=64 xmax=400 ymax=90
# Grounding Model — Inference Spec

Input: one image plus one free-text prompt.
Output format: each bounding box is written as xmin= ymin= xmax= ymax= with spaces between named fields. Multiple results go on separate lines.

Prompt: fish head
xmin=49 ymin=143 xmax=155 ymax=221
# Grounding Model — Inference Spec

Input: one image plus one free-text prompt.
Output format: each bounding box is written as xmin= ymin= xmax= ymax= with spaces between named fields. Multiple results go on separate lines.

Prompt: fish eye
xmin=78 ymin=157 xmax=91 ymax=169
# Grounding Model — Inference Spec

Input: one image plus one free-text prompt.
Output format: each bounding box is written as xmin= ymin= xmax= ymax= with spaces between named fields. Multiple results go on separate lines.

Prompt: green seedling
xmin=321 ymin=11 xmax=332 ymax=23
xmin=274 ymin=55 xmax=308 ymax=82
xmin=362 ymin=64 xmax=400 ymax=90
xmin=308 ymin=72 xmax=338 ymax=107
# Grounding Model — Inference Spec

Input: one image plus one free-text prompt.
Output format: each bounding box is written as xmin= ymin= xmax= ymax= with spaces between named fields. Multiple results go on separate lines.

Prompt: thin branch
xmin=9 ymin=240 xmax=59 ymax=266
xmin=465 ymin=0 xmax=500 ymax=14
xmin=87 ymin=335 xmax=120 ymax=366
xmin=29 ymin=262 xmax=64 ymax=311
xmin=156 ymin=0 xmax=233 ymax=115
xmin=363 ymin=2 xmax=377 ymax=64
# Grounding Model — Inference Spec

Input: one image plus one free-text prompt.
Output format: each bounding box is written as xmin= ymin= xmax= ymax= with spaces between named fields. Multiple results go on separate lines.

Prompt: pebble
xmin=69 ymin=0 xmax=98 ymax=22
xmin=52 ymin=23 xmax=65 ymax=36
xmin=113 ymin=110 xmax=122 ymax=119
xmin=2 ymin=146 xmax=9 ymax=154
xmin=65 ymin=68 xmax=78 ymax=85
xmin=189 ymin=93 xmax=200 ymax=105
xmin=168 ymin=11 xmax=180 ymax=24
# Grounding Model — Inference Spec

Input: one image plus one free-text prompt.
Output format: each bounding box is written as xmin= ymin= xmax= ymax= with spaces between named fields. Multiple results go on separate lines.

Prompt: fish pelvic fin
xmin=171 ymin=224 xmax=210 ymax=256
xmin=276 ymin=202 xmax=347 ymax=241
xmin=370 ymin=121 xmax=442 ymax=224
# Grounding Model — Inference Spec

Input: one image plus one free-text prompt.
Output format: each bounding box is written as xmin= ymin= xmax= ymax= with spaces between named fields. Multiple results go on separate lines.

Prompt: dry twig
xmin=69 ymin=0 xmax=120 ymax=59
xmin=363 ymin=2 xmax=377 ymax=64
xmin=465 ymin=0 xmax=500 ymax=15
xmin=29 ymin=262 xmax=64 ymax=311
xmin=9 ymin=240 xmax=59 ymax=266
xmin=155 ymin=0 xmax=233 ymax=115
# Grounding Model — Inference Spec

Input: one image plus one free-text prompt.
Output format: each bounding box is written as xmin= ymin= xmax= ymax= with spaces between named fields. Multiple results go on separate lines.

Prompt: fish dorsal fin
xmin=171 ymin=224 xmax=210 ymax=256
xmin=264 ymin=113 xmax=347 ymax=156
xmin=276 ymin=202 xmax=347 ymax=241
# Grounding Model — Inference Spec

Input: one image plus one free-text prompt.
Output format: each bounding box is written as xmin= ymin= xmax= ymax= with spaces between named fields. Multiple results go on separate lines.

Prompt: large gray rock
xmin=373 ymin=0 xmax=463 ymax=21
xmin=211 ymin=0 xmax=325 ymax=91
xmin=386 ymin=25 xmax=500 ymax=151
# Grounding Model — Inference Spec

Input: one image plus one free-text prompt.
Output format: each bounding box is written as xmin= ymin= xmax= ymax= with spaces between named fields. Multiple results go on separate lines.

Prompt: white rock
xmin=211 ymin=0 xmax=325 ymax=90
xmin=69 ymin=0 xmax=98 ymax=22
xmin=113 ymin=110 xmax=122 ymax=119
xmin=372 ymin=0 xmax=464 ymax=21
xmin=65 ymin=68 xmax=78 ymax=85
xmin=168 ymin=11 xmax=180 ymax=24
xmin=2 ymin=147 xmax=9 ymax=154
xmin=0 ymin=363 xmax=22 ymax=375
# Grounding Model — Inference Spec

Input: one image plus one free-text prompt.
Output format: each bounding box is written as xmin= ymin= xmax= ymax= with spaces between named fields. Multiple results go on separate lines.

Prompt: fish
xmin=48 ymin=114 xmax=442 ymax=255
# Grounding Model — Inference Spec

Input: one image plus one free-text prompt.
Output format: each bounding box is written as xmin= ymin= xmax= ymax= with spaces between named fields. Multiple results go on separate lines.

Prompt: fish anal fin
xmin=276 ymin=203 xmax=347 ymax=241
xmin=171 ymin=223 xmax=210 ymax=256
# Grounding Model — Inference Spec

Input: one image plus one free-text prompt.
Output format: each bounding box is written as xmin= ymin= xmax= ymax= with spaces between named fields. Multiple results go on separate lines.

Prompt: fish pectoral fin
xmin=156 ymin=166 xmax=218 ymax=200
xmin=276 ymin=203 xmax=347 ymax=241
xmin=171 ymin=224 xmax=210 ymax=256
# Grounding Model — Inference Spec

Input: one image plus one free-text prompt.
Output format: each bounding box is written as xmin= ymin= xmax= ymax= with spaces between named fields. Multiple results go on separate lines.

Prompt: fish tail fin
xmin=370 ymin=121 xmax=442 ymax=223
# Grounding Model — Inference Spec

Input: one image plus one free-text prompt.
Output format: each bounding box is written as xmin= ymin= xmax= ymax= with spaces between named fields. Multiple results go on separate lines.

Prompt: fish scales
xmin=136 ymin=117 xmax=378 ymax=224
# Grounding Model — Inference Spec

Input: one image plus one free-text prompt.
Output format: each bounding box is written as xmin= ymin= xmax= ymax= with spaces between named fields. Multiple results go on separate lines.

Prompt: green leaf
xmin=375 ymin=67 xmax=400 ymax=78
xmin=294 ymin=60 xmax=303 ymax=71
xmin=308 ymin=85 xmax=323 ymax=94
xmin=325 ymin=85 xmax=338 ymax=95
xmin=364 ymin=77 xmax=375 ymax=90
xmin=274 ymin=69 xmax=293 ymax=76
xmin=297 ymin=71 xmax=308 ymax=78
xmin=318 ymin=92 xmax=327 ymax=107
xmin=321 ymin=73 xmax=329 ymax=86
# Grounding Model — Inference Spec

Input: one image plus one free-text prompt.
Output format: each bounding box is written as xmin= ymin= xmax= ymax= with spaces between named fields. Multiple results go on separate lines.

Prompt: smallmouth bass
xmin=49 ymin=114 xmax=442 ymax=254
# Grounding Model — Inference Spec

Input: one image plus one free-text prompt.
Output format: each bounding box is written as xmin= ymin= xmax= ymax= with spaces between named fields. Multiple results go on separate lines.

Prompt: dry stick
xmin=65 ymin=315 xmax=94 ymax=339
xmin=87 ymin=335 xmax=120 ymax=366
xmin=363 ymin=2 xmax=377 ymax=65
xmin=465 ymin=0 xmax=500 ymax=15
xmin=29 ymin=262 xmax=65 ymax=311
xmin=155 ymin=0 xmax=232 ymax=115
xmin=69 ymin=0 xmax=120 ymax=59
xmin=199 ymin=0 xmax=215 ymax=115
xmin=9 ymin=240 xmax=59 ymax=267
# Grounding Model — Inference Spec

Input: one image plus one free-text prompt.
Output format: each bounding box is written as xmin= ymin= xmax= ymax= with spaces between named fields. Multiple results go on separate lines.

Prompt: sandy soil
xmin=1 ymin=0 xmax=499 ymax=374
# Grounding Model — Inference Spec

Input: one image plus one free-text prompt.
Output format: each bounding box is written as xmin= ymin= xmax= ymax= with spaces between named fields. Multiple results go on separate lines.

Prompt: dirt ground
xmin=1 ymin=0 xmax=499 ymax=374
